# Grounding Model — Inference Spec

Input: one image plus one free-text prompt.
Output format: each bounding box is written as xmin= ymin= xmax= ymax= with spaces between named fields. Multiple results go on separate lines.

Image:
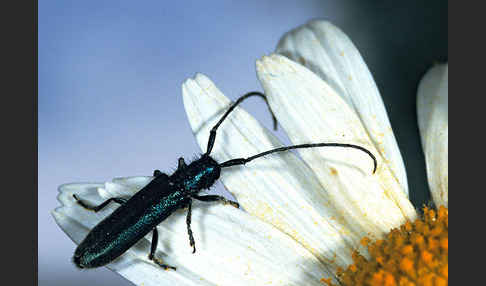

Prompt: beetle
xmin=72 ymin=92 xmax=377 ymax=270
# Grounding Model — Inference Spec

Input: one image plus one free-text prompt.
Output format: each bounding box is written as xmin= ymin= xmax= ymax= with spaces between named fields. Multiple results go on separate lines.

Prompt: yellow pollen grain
xmin=321 ymin=206 xmax=448 ymax=286
xmin=401 ymin=245 xmax=413 ymax=255
xmin=399 ymin=257 xmax=413 ymax=273
xmin=330 ymin=168 xmax=338 ymax=175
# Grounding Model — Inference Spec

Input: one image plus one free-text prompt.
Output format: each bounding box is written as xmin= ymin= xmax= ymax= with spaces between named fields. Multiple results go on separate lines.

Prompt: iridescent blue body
xmin=70 ymin=91 xmax=376 ymax=271
xmin=73 ymin=155 xmax=220 ymax=268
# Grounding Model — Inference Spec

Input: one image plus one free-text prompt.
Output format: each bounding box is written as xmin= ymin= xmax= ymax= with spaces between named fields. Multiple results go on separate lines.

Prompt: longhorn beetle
xmin=72 ymin=91 xmax=377 ymax=270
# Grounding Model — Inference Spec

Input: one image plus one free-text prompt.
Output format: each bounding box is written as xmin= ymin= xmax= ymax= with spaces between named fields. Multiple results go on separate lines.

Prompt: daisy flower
xmin=53 ymin=20 xmax=448 ymax=286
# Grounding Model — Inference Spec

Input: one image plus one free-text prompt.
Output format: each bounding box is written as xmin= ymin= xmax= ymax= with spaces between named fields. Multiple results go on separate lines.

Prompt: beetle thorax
xmin=177 ymin=155 xmax=221 ymax=191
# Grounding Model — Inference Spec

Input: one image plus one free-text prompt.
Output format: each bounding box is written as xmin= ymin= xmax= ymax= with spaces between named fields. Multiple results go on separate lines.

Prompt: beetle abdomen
xmin=73 ymin=182 xmax=189 ymax=268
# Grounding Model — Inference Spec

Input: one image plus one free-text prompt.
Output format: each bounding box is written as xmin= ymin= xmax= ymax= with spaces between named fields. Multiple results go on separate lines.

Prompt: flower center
xmin=321 ymin=206 xmax=448 ymax=286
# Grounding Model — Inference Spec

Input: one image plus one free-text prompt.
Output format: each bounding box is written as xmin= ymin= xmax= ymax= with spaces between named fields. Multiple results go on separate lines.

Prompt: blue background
xmin=39 ymin=1 xmax=447 ymax=285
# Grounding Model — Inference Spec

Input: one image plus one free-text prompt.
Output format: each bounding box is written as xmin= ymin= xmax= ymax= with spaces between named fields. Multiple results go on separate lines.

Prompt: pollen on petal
xmin=321 ymin=206 xmax=448 ymax=286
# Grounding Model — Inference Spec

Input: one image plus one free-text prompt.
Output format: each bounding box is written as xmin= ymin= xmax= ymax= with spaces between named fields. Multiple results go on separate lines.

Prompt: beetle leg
xmin=178 ymin=157 xmax=187 ymax=170
xmin=186 ymin=199 xmax=196 ymax=253
xmin=73 ymin=194 xmax=127 ymax=212
xmin=148 ymin=228 xmax=176 ymax=271
xmin=192 ymin=194 xmax=239 ymax=208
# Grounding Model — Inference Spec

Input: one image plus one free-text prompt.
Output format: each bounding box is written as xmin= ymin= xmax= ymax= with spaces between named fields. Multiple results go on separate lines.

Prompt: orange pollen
xmin=321 ymin=206 xmax=448 ymax=286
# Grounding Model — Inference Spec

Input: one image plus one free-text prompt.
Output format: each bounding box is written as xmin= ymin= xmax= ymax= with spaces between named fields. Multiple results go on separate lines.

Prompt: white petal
xmin=183 ymin=74 xmax=371 ymax=269
xmin=276 ymin=20 xmax=409 ymax=196
xmin=256 ymin=54 xmax=417 ymax=241
xmin=417 ymin=63 xmax=448 ymax=207
xmin=53 ymin=179 xmax=334 ymax=286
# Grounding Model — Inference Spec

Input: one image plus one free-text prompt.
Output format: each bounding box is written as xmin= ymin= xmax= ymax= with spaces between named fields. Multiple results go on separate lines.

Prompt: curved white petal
xmin=417 ymin=63 xmax=448 ymax=207
xmin=256 ymin=55 xmax=417 ymax=242
xmin=53 ymin=179 xmax=334 ymax=286
xmin=276 ymin=20 xmax=409 ymax=196
xmin=183 ymin=74 xmax=372 ymax=269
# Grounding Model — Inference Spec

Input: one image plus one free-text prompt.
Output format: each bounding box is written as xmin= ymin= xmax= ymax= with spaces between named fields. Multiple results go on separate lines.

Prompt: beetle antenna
xmin=219 ymin=143 xmax=377 ymax=174
xmin=205 ymin=92 xmax=278 ymax=156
